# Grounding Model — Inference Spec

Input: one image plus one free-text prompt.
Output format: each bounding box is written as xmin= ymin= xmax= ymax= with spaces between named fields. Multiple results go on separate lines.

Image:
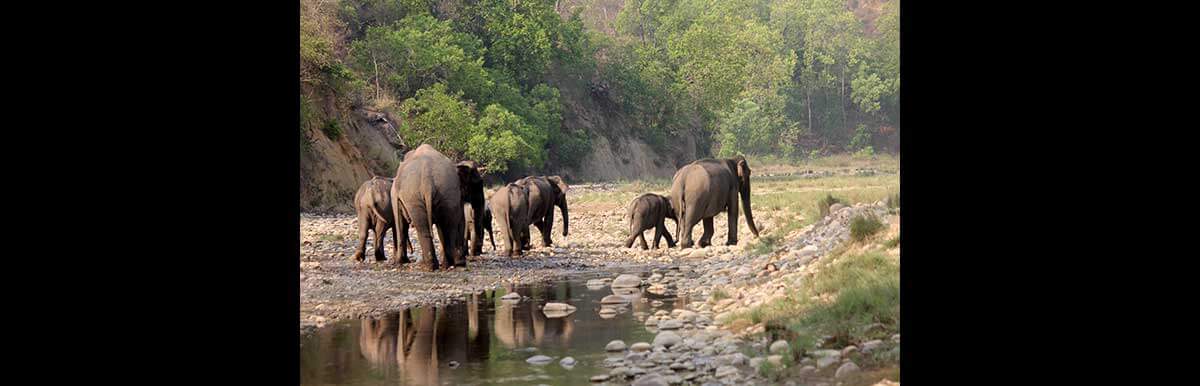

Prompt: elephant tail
xmin=370 ymin=204 xmax=390 ymax=225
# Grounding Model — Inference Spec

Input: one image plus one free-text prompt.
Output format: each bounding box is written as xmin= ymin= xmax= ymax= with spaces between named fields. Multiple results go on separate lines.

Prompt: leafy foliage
xmin=300 ymin=0 xmax=900 ymax=176
xmin=397 ymin=83 xmax=478 ymax=157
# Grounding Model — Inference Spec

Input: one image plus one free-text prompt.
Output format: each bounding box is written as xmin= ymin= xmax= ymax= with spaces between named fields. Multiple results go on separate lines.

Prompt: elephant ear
xmin=734 ymin=155 xmax=750 ymax=184
xmin=546 ymin=175 xmax=569 ymax=194
xmin=456 ymin=162 xmax=484 ymax=204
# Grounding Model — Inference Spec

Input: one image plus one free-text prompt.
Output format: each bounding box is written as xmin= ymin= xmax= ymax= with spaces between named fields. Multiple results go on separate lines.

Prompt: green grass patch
xmin=850 ymin=214 xmax=884 ymax=241
xmin=321 ymin=118 xmax=342 ymax=140
xmin=884 ymin=235 xmax=900 ymax=248
xmin=711 ymin=287 xmax=730 ymax=301
xmin=818 ymin=193 xmax=844 ymax=218
xmin=722 ymin=249 xmax=899 ymax=360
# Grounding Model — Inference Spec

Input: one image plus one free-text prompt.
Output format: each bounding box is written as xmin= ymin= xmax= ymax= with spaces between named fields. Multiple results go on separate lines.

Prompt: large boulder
xmin=652 ymin=331 xmax=682 ymax=348
xmin=612 ymin=274 xmax=643 ymax=288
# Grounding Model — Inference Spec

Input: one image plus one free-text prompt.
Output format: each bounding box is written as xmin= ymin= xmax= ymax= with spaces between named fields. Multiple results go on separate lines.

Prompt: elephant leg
xmin=653 ymin=224 xmax=665 ymax=249
xmin=391 ymin=222 xmax=400 ymax=259
xmin=373 ymin=220 xmax=388 ymax=261
xmin=520 ymin=226 xmax=532 ymax=251
xmin=487 ymin=225 xmax=496 ymax=251
xmin=543 ymin=211 xmax=554 ymax=247
xmin=398 ymin=216 xmax=412 ymax=264
xmin=679 ymin=204 xmax=702 ymax=249
xmin=726 ymin=191 xmax=740 ymax=246
xmin=538 ymin=219 xmax=552 ymax=248
xmin=412 ymin=212 xmax=438 ymax=271
xmin=624 ymin=228 xmax=639 ymax=249
xmin=659 ymin=222 xmax=677 ymax=248
xmin=699 ymin=217 xmax=715 ymax=248
xmin=639 ymin=231 xmax=649 ymax=250
xmin=353 ymin=212 xmax=370 ymax=262
xmin=436 ymin=224 xmax=454 ymax=269
xmin=509 ymin=226 xmax=523 ymax=257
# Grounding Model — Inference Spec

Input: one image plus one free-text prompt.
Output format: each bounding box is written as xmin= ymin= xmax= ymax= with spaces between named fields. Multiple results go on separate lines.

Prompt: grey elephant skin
xmin=464 ymin=199 xmax=496 ymax=255
xmin=352 ymin=176 xmax=412 ymax=262
xmin=625 ymin=193 xmax=677 ymax=250
xmin=514 ymin=176 xmax=569 ymax=250
xmin=390 ymin=144 xmax=485 ymax=271
xmin=490 ymin=182 xmax=530 ymax=257
xmin=669 ymin=155 xmax=760 ymax=248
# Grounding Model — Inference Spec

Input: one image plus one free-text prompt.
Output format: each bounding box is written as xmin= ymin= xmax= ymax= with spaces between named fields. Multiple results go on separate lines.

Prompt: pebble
xmin=835 ymin=361 xmax=861 ymax=378
xmin=606 ymin=340 xmax=627 ymax=351
xmin=560 ymin=356 xmax=577 ymax=368
xmin=769 ymin=340 xmax=790 ymax=354
xmin=590 ymin=374 xmax=611 ymax=382
xmin=630 ymin=342 xmax=652 ymax=352
xmin=612 ymin=274 xmax=642 ymax=288
xmin=526 ymin=355 xmax=553 ymax=365
xmin=658 ymin=319 xmax=683 ymax=330
xmin=861 ymin=340 xmax=884 ymax=353
xmin=652 ymin=331 xmax=681 ymax=348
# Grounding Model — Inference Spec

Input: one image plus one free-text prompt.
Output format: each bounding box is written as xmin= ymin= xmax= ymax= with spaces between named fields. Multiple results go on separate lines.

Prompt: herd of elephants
xmin=351 ymin=144 xmax=761 ymax=271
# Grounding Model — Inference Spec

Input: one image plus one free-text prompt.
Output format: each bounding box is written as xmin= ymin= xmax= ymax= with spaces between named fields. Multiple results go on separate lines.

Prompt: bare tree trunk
xmin=372 ymin=50 xmax=381 ymax=101
xmin=806 ymin=89 xmax=813 ymax=135
xmin=841 ymin=67 xmax=846 ymax=129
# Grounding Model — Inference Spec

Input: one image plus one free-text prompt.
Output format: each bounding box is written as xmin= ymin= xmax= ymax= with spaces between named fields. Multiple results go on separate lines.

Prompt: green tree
xmin=468 ymin=104 xmax=540 ymax=172
xmin=397 ymin=83 xmax=478 ymax=157
xmin=348 ymin=15 xmax=490 ymax=102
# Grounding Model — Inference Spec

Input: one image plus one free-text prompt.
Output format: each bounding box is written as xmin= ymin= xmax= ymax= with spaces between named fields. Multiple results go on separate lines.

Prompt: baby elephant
xmin=464 ymin=199 xmax=496 ymax=255
xmin=625 ymin=193 xmax=678 ymax=250
xmin=352 ymin=176 xmax=411 ymax=262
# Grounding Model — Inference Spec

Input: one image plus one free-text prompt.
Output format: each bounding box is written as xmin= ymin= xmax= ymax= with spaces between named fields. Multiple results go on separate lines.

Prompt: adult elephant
xmin=670 ymin=155 xmax=760 ymax=248
xmin=391 ymin=144 xmax=485 ymax=271
xmin=515 ymin=176 xmax=569 ymax=250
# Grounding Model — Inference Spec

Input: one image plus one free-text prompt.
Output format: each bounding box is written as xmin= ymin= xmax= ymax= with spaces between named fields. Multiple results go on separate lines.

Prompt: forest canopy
xmin=301 ymin=0 xmax=899 ymax=173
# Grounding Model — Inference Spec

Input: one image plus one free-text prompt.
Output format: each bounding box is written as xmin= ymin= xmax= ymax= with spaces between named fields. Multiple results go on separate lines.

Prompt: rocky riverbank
xmin=584 ymin=201 xmax=900 ymax=385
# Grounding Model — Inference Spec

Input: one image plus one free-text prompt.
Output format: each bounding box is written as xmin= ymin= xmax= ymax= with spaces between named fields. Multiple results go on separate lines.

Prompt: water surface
xmin=300 ymin=274 xmax=685 ymax=385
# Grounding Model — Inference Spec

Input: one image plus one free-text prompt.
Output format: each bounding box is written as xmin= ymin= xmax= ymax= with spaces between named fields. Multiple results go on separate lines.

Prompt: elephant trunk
xmin=740 ymin=177 xmax=759 ymax=238
xmin=557 ymin=197 xmax=569 ymax=237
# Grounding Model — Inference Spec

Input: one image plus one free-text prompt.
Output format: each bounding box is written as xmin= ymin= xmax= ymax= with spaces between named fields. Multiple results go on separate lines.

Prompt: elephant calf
xmin=352 ymin=176 xmax=410 ymax=262
xmin=490 ymin=183 xmax=530 ymax=257
xmin=464 ymin=200 xmax=496 ymax=255
xmin=625 ymin=193 xmax=677 ymax=250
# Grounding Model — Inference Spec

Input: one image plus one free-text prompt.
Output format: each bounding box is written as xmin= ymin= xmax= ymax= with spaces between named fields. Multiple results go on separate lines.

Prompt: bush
xmin=818 ymin=193 xmax=843 ymax=218
xmin=467 ymin=104 xmax=538 ymax=173
xmin=850 ymin=214 xmax=883 ymax=241
xmin=848 ymin=124 xmax=873 ymax=152
xmin=551 ymin=128 xmax=592 ymax=168
xmin=321 ymin=119 xmax=342 ymax=140
xmin=397 ymin=83 xmax=478 ymax=157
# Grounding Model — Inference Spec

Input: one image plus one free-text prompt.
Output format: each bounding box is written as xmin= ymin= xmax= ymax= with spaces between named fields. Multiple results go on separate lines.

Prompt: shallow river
xmin=300 ymin=273 xmax=686 ymax=385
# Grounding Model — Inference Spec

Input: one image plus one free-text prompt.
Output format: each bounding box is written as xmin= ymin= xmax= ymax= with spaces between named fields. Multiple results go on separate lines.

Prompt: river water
xmin=300 ymin=273 xmax=686 ymax=385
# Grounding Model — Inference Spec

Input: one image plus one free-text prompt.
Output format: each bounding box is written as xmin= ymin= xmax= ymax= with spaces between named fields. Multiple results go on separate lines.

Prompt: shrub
xmin=397 ymin=83 xmax=478 ymax=157
xmin=850 ymin=214 xmax=884 ymax=241
xmin=322 ymin=119 xmax=342 ymax=140
xmin=848 ymin=124 xmax=873 ymax=151
xmin=818 ymin=193 xmax=843 ymax=218
xmin=884 ymin=234 xmax=900 ymax=248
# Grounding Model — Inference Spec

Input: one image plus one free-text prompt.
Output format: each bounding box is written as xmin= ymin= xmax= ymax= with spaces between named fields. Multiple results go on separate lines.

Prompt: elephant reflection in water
xmin=493 ymin=285 xmax=576 ymax=349
xmin=358 ymin=294 xmax=489 ymax=384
